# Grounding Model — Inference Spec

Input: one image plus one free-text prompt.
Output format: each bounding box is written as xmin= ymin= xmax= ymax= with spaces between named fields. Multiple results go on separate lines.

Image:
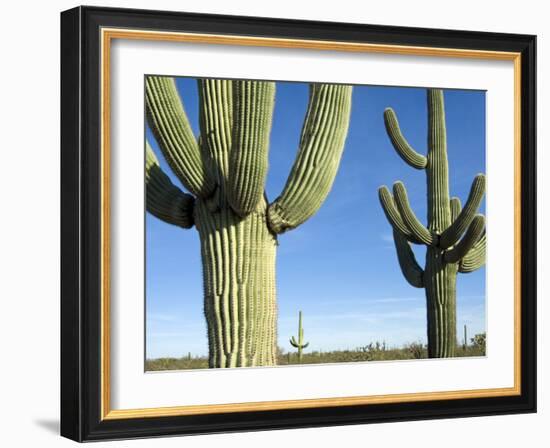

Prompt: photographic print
xmin=144 ymin=77 xmax=486 ymax=371
xmin=61 ymin=7 xmax=535 ymax=440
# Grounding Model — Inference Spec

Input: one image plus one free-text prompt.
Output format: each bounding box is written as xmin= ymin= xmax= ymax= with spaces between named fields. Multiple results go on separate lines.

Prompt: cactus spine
xmin=146 ymin=77 xmax=352 ymax=367
xmin=379 ymin=89 xmax=486 ymax=358
xmin=290 ymin=311 xmax=309 ymax=362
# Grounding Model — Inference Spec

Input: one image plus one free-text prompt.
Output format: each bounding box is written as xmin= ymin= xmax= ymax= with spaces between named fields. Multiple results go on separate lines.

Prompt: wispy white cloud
xmin=147 ymin=313 xmax=178 ymax=323
xmin=149 ymin=331 xmax=189 ymax=338
xmin=380 ymin=232 xmax=397 ymax=250
xmin=279 ymin=307 xmax=425 ymax=325
xmin=295 ymin=295 xmax=423 ymax=309
xmin=369 ymin=296 xmax=422 ymax=304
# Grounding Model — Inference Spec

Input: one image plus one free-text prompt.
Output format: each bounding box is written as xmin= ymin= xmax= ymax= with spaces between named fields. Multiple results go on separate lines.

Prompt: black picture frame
xmin=61 ymin=5 xmax=536 ymax=442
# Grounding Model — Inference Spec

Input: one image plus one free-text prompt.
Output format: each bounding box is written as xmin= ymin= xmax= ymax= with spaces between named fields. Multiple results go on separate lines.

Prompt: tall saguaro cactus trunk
xmin=379 ymin=89 xmax=486 ymax=358
xmin=195 ymin=201 xmax=278 ymax=367
xmin=145 ymin=77 xmax=352 ymax=368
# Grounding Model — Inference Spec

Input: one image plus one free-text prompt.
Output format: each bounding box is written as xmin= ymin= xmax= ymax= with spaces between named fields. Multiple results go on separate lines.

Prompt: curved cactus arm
xmin=227 ymin=80 xmax=275 ymax=216
xmin=440 ymin=174 xmax=486 ymax=248
xmin=197 ymin=79 xmax=233 ymax=186
xmin=393 ymin=230 xmax=424 ymax=288
xmin=444 ymin=215 xmax=485 ymax=264
xmin=379 ymin=186 xmax=421 ymax=244
xmin=459 ymin=232 xmax=486 ymax=273
xmin=393 ymin=182 xmax=434 ymax=246
xmin=146 ymin=142 xmax=195 ymax=229
xmin=450 ymin=197 xmax=462 ymax=222
xmin=290 ymin=338 xmax=308 ymax=349
xmin=384 ymin=108 xmax=428 ymax=169
xmin=267 ymin=84 xmax=353 ymax=234
xmin=146 ymin=76 xmax=215 ymax=198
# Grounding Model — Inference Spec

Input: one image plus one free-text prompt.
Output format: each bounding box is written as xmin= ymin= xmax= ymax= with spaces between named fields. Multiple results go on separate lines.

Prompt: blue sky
xmin=145 ymin=79 xmax=486 ymax=359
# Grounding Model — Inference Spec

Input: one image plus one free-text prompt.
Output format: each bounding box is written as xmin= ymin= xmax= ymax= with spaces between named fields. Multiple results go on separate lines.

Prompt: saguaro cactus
xmin=146 ymin=77 xmax=352 ymax=368
xmin=290 ymin=311 xmax=309 ymax=363
xmin=379 ymin=89 xmax=486 ymax=358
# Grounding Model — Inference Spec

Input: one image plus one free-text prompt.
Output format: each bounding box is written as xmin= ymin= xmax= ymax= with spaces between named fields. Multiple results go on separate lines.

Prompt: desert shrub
xmin=471 ymin=333 xmax=486 ymax=351
xmin=405 ymin=342 xmax=427 ymax=359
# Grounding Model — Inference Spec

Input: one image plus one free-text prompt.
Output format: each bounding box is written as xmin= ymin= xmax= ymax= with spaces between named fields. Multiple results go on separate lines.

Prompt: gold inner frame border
xmin=100 ymin=27 xmax=522 ymax=420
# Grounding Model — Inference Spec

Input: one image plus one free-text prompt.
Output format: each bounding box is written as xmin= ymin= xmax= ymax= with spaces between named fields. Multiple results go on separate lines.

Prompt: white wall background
xmin=0 ymin=1 xmax=545 ymax=446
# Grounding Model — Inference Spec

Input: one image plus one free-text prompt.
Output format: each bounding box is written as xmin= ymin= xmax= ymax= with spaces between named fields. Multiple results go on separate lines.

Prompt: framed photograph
xmin=60 ymin=5 xmax=536 ymax=442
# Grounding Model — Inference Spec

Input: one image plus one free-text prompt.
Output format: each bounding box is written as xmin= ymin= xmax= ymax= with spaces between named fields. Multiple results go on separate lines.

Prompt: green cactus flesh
xmin=145 ymin=77 xmax=352 ymax=367
xmin=379 ymin=89 xmax=486 ymax=358
xmin=290 ymin=311 xmax=309 ymax=362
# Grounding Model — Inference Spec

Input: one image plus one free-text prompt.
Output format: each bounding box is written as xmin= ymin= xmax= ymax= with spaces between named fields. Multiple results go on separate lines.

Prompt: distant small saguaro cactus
xmin=290 ymin=311 xmax=309 ymax=363
xmin=379 ymin=89 xmax=486 ymax=358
